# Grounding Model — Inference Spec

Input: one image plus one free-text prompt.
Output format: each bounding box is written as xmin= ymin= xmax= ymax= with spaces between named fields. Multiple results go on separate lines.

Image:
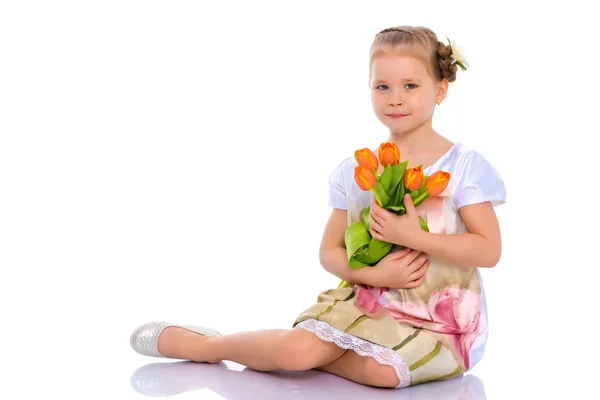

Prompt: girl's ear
xmin=436 ymin=79 xmax=449 ymax=104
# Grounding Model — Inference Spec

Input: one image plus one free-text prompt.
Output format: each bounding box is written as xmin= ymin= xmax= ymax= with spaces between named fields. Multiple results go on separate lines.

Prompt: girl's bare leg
xmin=158 ymin=326 xmax=347 ymax=372
xmin=316 ymin=349 xmax=401 ymax=388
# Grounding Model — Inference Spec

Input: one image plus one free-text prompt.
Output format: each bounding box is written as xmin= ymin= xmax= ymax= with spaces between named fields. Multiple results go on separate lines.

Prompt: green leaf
xmin=411 ymin=174 xmax=430 ymax=207
xmin=345 ymin=214 xmax=394 ymax=269
xmin=362 ymin=206 xmax=370 ymax=232
xmin=379 ymin=164 xmax=393 ymax=193
xmin=373 ymin=182 xmax=391 ymax=208
xmin=419 ymin=216 xmax=429 ymax=232
xmin=386 ymin=205 xmax=406 ymax=214
xmin=413 ymin=192 xmax=430 ymax=208
xmin=344 ymin=221 xmax=371 ymax=261
xmin=389 ymin=161 xmax=408 ymax=193
xmin=349 ymin=257 xmax=368 ymax=269
xmin=420 ymin=175 xmax=428 ymax=191
xmin=353 ymin=237 xmax=393 ymax=265
xmin=392 ymin=182 xmax=406 ymax=207
xmin=354 ymin=247 xmax=373 ymax=264
xmin=368 ymin=238 xmax=393 ymax=260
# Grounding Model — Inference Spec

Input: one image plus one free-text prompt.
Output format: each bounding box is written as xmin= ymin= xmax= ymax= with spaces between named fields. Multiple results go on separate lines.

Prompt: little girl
xmin=130 ymin=25 xmax=506 ymax=389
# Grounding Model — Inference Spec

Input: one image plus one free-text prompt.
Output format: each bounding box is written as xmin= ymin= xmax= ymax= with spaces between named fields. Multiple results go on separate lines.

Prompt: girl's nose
xmin=388 ymin=89 xmax=404 ymax=106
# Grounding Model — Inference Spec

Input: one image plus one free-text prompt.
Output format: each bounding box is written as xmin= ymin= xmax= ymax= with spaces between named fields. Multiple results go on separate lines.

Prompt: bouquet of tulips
xmin=338 ymin=142 xmax=450 ymax=289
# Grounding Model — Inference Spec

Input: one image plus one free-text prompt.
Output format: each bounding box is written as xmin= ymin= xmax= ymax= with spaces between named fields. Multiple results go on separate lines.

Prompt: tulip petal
xmin=404 ymin=166 xmax=424 ymax=191
xmin=425 ymin=171 xmax=451 ymax=196
xmin=355 ymin=148 xmax=379 ymax=171
xmin=379 ymin=142 xmax=401 ymax=167
xmin=354 ymin=166 xmax=377 ymax=191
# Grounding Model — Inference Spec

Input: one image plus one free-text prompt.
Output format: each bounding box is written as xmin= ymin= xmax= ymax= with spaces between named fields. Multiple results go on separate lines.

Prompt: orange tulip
xmin=425 ymin=171 xmax=450 ymax=196
xmin=354 ymin=148 xmax=378 ymax=172
xmin=379 ymin=142 xmax=400 ymax=167
xmin=404 ymin=166 xmax=424 ymax=191
xmin=354 ymin=166 xmax=376 ymax=191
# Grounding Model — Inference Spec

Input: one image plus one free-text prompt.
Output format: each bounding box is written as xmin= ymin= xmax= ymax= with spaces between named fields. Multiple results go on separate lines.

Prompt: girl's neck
xmin=387 ymin=124 xmax=441 ymax=154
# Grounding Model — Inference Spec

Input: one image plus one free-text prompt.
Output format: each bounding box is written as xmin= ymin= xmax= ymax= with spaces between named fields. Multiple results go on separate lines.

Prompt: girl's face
xmin=369 ymin=48 xmax=447 ymax=135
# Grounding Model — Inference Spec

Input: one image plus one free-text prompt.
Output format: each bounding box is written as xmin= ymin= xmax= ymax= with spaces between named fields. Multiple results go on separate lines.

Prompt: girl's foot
xmin=130 ymin=321 xmax=222 ymax=361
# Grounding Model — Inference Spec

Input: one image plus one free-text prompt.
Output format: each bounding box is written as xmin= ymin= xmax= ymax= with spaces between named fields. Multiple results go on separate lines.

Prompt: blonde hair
xmin=369 ymin=26 xmax=458 ymax=82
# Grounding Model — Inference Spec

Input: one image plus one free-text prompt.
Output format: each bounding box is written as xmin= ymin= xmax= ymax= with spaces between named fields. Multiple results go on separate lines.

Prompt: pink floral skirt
xmin=293 ymin=285 xmax=479 ymax=388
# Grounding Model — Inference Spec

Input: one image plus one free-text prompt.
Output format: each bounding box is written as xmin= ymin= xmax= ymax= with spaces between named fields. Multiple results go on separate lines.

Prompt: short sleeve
xmin=327 ymin=159 xmax=348 ymax=210
xmin=453 ymin=151 xmax=506 ymax=209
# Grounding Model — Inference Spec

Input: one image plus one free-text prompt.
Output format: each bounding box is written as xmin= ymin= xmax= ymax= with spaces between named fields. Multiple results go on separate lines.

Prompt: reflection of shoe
xmin=130 ymin=321 xmax=222 ymax=358
xmin=130 ymin=361 xmax=230 ymax=397
xmin=130 ymin=361 xmax=321 ymax=399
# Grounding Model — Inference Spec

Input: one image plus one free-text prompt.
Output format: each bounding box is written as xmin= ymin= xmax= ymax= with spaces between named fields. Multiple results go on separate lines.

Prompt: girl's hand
xmin=370 ymin=195 xmax=423 ymax=247
xmin=369 ymin=247 xmax=430 ymax=289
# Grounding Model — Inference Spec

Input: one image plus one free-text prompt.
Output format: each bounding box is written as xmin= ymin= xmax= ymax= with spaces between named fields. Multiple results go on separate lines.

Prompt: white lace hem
xmin=296 ymin=318 xmax=412 ymax=388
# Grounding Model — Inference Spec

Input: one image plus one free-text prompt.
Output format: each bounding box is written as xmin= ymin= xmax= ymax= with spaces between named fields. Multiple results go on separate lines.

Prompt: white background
xmin=1 ymin=1 xmax=598 ymax=399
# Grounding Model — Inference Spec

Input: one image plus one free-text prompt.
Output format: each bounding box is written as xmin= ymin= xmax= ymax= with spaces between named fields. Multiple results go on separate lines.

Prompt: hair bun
xmin=437 ymin=41 xmax=458 ymax=82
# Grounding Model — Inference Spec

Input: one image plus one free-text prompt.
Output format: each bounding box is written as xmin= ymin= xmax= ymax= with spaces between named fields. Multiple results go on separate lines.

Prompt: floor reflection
xmin=130 ymin=360 xmax=487 ymax=399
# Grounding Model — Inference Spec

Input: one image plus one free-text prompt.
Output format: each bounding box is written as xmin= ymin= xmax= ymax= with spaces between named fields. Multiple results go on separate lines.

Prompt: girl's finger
xmin=371 ymin=210 xmax=384 ymax=225
xmin=409 ymin=260 xmax=430 ymax=280
xmin=391 ymin=247 xmax=412 ymax=259
xmin=371 ymin=204 xmax=385 ymax=221
xmin=405 ymin=250 xmax=423 ymax=264
xmin=406 ymin=273 xmax=427 ymax=288
xmin=408 ymin=253 xmax=429 ymax=273
xmin=371 ymin=229 xmax=383 ymax=241
xmin=370 ymin=224 xmax=379 ymax=235
xmin=370 ymin=216 xmax=382 ymax=232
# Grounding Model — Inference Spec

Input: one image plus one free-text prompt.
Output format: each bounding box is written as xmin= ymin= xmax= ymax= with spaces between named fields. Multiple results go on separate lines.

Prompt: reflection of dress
xmin=293 ymin=143 xmax=506 ymax=388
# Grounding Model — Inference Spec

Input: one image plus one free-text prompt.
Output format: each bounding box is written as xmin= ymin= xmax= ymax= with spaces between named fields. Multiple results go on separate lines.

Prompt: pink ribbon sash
xmin=416 ymin=188 xmax=451 ymax=234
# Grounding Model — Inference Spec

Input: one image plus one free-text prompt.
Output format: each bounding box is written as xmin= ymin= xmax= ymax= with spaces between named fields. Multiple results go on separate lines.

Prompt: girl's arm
xmin=320 ymin=246 xmax=375 ymax=285
xmin=409 ymin=201 xmax=502 ymax=268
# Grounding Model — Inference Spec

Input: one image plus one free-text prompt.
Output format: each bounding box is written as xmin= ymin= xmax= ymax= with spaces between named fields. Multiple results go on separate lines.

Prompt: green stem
xmin=413 ymin=191 xmax=429 ymax=206
xmin=371 ymin=188 xmax=383 ymax=207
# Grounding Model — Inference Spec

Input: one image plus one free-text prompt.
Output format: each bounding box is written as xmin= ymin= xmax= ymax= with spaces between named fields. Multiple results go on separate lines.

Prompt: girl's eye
xmin=375 ymin=84 xmax=417 ymax=90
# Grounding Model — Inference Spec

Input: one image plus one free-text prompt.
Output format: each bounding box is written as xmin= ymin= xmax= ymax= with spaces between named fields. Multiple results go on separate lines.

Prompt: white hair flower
xmin=446 ymin=38 xmax=469 ymax=71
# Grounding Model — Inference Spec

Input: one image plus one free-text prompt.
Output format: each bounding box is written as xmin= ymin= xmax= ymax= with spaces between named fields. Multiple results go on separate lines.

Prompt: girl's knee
xmin=361 ymin=357 xmax=401 ymax=388
xmin=276 ymin=329 xmax=338 ymax=371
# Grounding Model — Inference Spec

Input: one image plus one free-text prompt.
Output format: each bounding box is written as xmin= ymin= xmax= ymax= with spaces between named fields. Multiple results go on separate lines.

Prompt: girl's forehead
xmin=370 ymin=54 xmax=430 ymax=79
xmin=370 ymin=44 xmax=432 ymax=79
